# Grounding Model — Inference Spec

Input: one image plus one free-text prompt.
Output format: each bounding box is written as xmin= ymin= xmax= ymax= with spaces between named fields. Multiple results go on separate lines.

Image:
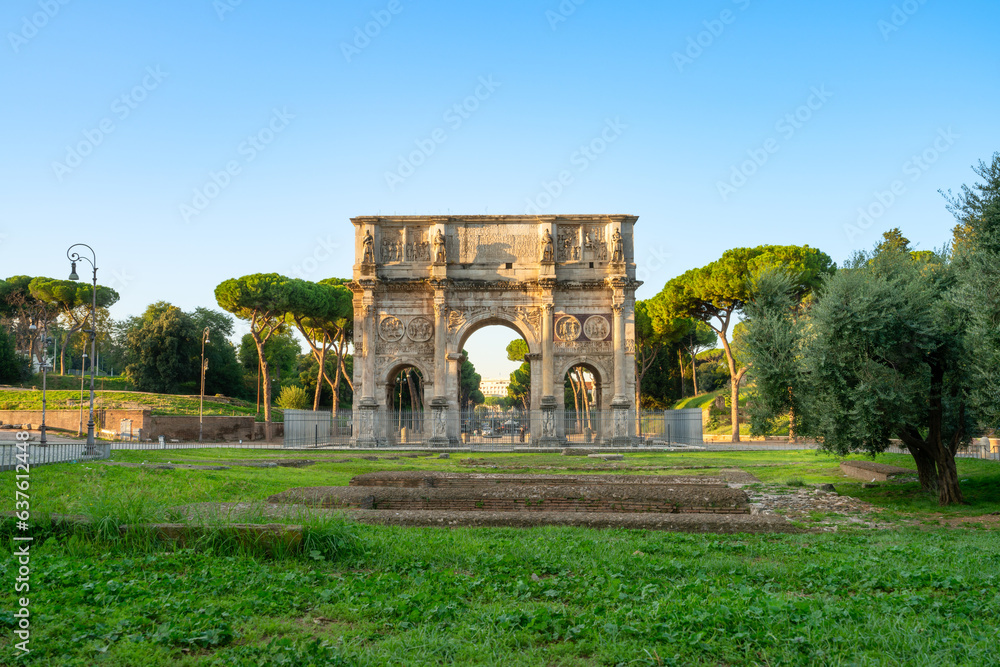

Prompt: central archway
xmin=350 ymin=214 xmax=641 ymax=446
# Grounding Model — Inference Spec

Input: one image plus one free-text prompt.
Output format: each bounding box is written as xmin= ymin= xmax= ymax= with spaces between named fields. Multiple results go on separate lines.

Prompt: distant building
xmin=480 ymin=378 xmax=510 ymax=398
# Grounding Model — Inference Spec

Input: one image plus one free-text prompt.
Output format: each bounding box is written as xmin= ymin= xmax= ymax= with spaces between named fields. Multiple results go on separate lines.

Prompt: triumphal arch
xmin=350 ymin=214 xmax=640 ymax=446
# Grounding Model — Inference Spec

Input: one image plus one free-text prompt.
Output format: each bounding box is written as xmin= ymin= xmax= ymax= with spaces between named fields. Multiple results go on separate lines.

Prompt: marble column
xmin=541 ymin=303 xmax=554 ymax=398
xmin=356 ymin=303 xmax=379 ymax=447
xmin=429 ymin=300 xmax=450 ymax=447
xmin=610 ymin=302 xmax=631 ymax=444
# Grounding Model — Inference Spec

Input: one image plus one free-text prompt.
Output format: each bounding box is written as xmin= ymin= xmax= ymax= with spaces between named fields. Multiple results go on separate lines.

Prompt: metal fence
xmin=641 ymin=409 xmax=704 ymax=446
xmin=0 ymin=442 xmax=111 ymax=471
xmin=280 ymin=408 xmax=707 ymax=449
xmin=885 ymin=438 xmax=1000 ymax=462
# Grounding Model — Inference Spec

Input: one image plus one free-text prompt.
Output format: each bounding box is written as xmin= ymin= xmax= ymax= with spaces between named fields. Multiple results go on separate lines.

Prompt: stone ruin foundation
xmin=269 ymin=471 xmax=797 ymax=534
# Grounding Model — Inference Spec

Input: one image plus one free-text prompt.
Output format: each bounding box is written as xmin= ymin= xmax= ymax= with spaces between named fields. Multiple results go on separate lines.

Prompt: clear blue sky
xmin=2 ymin=0 xmax=998 ymax=378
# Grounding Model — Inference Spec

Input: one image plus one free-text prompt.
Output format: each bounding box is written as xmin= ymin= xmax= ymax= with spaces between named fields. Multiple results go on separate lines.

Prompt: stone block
xmin=840 ymin=461 xmax=916 ymax=482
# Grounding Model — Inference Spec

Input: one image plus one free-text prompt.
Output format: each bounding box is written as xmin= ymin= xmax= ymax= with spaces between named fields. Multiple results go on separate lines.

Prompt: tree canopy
xmin=657 ymin=245 xmax=834 ymax=440
xmin=216 ymin=274 xmax=292 ymax=428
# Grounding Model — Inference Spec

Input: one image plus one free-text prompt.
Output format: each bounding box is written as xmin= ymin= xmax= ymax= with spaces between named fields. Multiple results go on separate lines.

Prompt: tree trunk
xmin=677 ymin=348 xmax=685 ymax=398
xmin=577 ymin=367 xmax=591 ymax=430
xmin=337 ymin=330 xmax=354 ymax=393
xmin=926 ymin=355 xmax=964 ymax=505
xmin=251 ymin=332 xmax=274 ymax=439
xmin=691 ymin=345 xmax=698 ymax=396
xmin=934 ymin=447 xmax=964 ymax=505
xmin=568 ymin=370 xmax=581 ymax=430
xmin=60 ymin=330 xmax=71 ymax=375
xmin=313 ymin=344 xmax=326 ymax=411
xmin=899 ymin=431 xmax=938 ymax=493
xmin=716 ymin=330 xmax=742 ymax=443
xmin=406 ymin=369 xmax=419 ymax=414
xmin=730 ymin=380 xmax=740 ymax=442
xmin=788 ymin=391 xmax=796 ymax=443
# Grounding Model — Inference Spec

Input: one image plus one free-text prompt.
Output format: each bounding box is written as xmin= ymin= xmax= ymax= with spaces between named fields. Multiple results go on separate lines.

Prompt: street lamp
xmin=67 ymin=243 xmax=99 ymax=455
xmin=79 ymin=353 xmax=88 ymax=437
xmin=199 ymin=327 xmax=210 ymax=443
xmin=28 ymin=323 xmax=50 ymax=445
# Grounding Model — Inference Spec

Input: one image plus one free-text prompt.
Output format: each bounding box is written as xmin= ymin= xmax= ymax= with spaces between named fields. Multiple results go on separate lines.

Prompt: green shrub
xmin=276 ymin=385 xmax=310 ymax=410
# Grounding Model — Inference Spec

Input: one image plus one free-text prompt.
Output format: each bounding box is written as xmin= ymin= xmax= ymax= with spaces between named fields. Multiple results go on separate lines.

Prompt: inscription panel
xmin=451 ymin=224 xmax=537 ymax=264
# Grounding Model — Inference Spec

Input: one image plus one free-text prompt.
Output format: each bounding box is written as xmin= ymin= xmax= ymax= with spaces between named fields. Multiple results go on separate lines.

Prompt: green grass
xmin=670 ymin=389 xmax=723 ymax=410
xmin=3 ymin=523 xmax=999 ymax=665
xmin=0 ymin=389 xmax=270 ymax=418
xmin=3 ymin=450 xmax=999 ymax=665
xmin=9 ymin=374 xmax=136 ymax=392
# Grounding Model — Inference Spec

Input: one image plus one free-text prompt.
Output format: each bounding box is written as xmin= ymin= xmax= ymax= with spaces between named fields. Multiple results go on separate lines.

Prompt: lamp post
xmin=28 ymin=323 xmax=50 ymax=445
xmin=67 ymin=243 xmax=99 ymax=455
xmin=199 ymin=327 xmax=210 ymax=442
xmin=79 ymin=353 xmax=87 ymax=437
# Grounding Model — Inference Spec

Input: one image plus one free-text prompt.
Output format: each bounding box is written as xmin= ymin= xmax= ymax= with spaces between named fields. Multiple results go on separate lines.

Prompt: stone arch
xmin=453 ymin=312 xmax=540 ymax=357
xmin=556 ymin=358 xmax=610 ymax=410
xmin=350 ymin=214 xmax=640 ymax=447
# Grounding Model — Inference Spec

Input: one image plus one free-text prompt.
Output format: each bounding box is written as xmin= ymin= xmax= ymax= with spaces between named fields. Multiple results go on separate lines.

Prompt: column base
xmin=354 ymin=398 xmax=379 ymax=448
xmin=536 ymin=395 xmax=564 ymax=446
xmin=609 ymin=396 xmax=633 ymax=446
xmin=428 ymin=397 xmax=452 ymax=447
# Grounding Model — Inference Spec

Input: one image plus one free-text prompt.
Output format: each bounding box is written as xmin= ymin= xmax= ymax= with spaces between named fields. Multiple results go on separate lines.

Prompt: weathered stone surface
xmin=349 ymin=471 xmax=727 ymax=488
xmin=268 ymin=486 xmax=376 ymax=509
xmin=840 ymin=461 xmax=916 ymax=482
xmin=346 ymin=509 xmax=797 ymax=534
xmin=272 ymin=483 xmax=748 ymax=514
xmin=350 ymin=215 xmax=641 ymax=447
xmin=122 ymin=522 xmax=303 ymax=551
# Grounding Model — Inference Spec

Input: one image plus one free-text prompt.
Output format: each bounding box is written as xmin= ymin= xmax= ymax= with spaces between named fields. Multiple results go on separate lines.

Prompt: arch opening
xmin=458 ymin=324 xmax=532 ymax=444
xmin=383 ymin=363 xmax=427 ymax=443
xmin=562 ymin=362 xmax=604 ymax=442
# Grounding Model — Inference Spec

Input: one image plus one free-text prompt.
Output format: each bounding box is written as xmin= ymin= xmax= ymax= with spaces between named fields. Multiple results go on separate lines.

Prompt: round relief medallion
xmin=583 ymin=315 xmax=611 ymax=341
xmin=555 ymin=315 xmax=582 ymax=341
xmin=379 ymin=316 xmax=404 ymax=342
xmin=406 ymin=316 xmax=434 ymax=342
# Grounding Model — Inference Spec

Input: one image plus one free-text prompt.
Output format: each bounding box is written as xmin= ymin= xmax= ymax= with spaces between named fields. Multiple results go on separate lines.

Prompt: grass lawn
xmin=2 ymin=450 xmax=998 ymax=665
xmin=669 ymin=389 xmax=723 ymax=410
xmin=0 ymin=389 xmax=269 ymax=419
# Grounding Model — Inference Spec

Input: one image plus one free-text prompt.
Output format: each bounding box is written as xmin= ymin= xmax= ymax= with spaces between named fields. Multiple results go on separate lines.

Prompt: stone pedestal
xmin=356 ymin=397 xmax=379 ymax=448
xmin=537 ymin=395 xmax=562 ymax=446
xmin=609 ymin=397 xmax=631 ymax=446
xmin=429 ymin=397 xmax=451 ymax=448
